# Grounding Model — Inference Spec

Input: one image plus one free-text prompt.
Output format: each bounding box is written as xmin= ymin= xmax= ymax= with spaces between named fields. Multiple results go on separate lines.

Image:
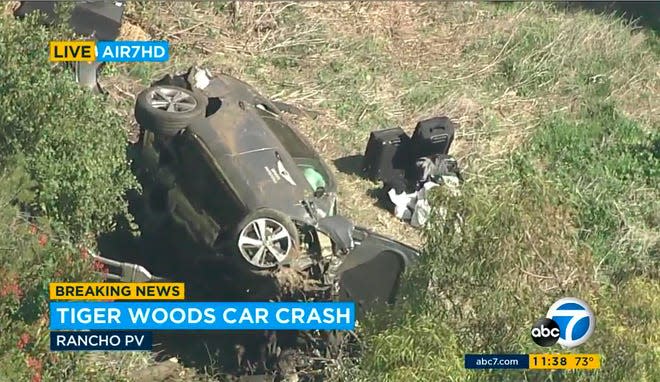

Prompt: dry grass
xmin=15 ymin=0 xmax=659 ymax=159
xmin=118 ymin=21 xmax=150 ymax=41
xmin=2 ymin=1 xmax=20 ymax=17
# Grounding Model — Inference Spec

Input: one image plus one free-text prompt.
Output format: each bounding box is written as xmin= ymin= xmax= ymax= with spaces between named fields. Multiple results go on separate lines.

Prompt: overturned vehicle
xmin=96 ymin=67 xmax=420 ymax=375
xmin=117 ymin=67 xmax=420 ymax=310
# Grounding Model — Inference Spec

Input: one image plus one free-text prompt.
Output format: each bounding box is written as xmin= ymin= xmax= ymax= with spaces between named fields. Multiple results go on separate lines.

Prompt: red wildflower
xmin=38 ymin=234 xmax=48 ymax=247
xmin=17 ymin=333 xmax=30 ymax=350
xmin=29 ymin=224 xmax=38 ymax=234
xmin=26 ymin=356 xmax=42 ymax=373
xmin=92 ymin=260 xmax=109 ymax=275
xmin=32 ymin=373 xmax=41 ymax=382
xmin=0 ymin=278 xmax=23 ymax=300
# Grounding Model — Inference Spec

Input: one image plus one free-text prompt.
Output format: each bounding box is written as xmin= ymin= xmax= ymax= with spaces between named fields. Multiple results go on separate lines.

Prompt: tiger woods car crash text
xmin=49 ymin=302 xmax=355 ymax=330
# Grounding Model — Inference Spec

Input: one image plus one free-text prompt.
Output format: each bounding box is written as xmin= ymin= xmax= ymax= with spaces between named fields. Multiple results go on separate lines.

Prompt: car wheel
xmin=234 ymin=209 xmax=300 ymax=269
xmin=135 ymin=85 xmax=207 ymax=136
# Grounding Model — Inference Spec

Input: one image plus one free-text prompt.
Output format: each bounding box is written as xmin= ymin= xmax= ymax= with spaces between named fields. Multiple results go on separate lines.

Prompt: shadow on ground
xmin=564 ymin=1 xmax=660 ymax=32
xmin=333 ymin=155 xmax=403 ymax=214
xmin=96 ymin=191 xmax=342 ymax=381
xmin=333 ymin=154 xmax=364 ymax=177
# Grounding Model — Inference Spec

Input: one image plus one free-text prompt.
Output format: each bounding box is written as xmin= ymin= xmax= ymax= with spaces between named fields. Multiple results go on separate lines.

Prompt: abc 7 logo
xmin=531 ymin=297 xmax=595 ymax=348
xmin=531 ymin=318 xmax=560 ymax=346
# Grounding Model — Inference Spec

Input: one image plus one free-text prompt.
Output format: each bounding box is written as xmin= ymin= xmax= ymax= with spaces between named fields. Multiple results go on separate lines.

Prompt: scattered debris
xmin=389 ymin=170 xmax=461 ymax=228
xmin=362 ymin=117 xmax=462 ymax=228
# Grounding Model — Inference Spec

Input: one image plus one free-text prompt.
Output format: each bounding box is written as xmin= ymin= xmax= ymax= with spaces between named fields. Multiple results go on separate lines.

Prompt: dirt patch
xmin=118 ymin=21 xmax=150 ymax=41
xmin=126 ymin=358 xmax=191 ymax=382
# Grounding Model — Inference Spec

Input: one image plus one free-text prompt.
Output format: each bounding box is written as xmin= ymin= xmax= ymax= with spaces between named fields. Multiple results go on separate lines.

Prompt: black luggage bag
xmin=411 ymin=116 xmax=456 ymax=158
xmin=363 ymin=127 xmax=413 ymax=187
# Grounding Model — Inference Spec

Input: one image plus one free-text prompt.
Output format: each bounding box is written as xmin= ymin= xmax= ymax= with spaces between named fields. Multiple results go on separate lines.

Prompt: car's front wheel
xmin=234 ymin=209 xmax=300 ymax=269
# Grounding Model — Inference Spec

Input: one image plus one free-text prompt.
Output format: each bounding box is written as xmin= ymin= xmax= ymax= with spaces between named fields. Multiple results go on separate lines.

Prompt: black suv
xmin=131 ymin=67 xmax=419 ymax=309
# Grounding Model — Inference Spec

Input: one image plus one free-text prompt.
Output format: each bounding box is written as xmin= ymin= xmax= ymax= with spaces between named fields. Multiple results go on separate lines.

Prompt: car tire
xmin=134 ymin=85 xmax=207 ymax=136
xmin=233 ymin=208 xmax=300 ymax=269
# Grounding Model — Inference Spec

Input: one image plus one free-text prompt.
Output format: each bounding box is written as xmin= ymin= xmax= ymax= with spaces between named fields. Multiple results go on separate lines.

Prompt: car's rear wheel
xmin=135 ymin=85 xmax=207 ymax=136
xmin=235 ymin=209 xmax=300 ymax=269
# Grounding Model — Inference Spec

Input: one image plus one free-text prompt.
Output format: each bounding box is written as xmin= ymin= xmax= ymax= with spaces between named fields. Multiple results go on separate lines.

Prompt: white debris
xmin=410 ymin=198 xmax=430 ymax=227
xmin=388 ymin=188 xmax=417 ymax=220
xmin=441 ymin=175 xmax=461 ymax=196
xmin=193 ymin=68 xmax=211 ymax=90
xmin=388 ymin=175 xmax=461 ymax=228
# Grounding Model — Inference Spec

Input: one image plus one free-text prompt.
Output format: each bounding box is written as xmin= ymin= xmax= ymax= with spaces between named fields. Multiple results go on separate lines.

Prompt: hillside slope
xmin=1 ymin=2 xmax=657 ymax=381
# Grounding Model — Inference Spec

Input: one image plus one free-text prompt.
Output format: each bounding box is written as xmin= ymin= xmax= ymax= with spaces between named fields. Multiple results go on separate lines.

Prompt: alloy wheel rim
xmin=238 ymin=218 xmax=292 ymax=268
xmin=149 ymin=87 xmax=197 ymax=113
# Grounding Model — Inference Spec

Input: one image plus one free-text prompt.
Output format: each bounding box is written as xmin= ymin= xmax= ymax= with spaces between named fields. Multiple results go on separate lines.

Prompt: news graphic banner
xmin=51 ymin=331 xmax=152 ymax=352
xmin=48 ymin=40 xmax=169 ymax=62
xmin=50 ymin=301 xmax=356 ymax=331
xmin=49 ymin=281 xmax=356 ymax=351
xmin=464 ymin=354 xmax=601 ymax=370
xmin=48 ymin=281 xmax=184 ymax=351
xmin=49 ymin=282 xmax=185 ymax=300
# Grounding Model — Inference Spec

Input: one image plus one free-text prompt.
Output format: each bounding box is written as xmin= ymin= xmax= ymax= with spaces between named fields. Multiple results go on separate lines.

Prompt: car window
xmin=256 ymin=108 xmax=318 ymax=159
xmin=172 ymin=133 xmax=243 ymax=226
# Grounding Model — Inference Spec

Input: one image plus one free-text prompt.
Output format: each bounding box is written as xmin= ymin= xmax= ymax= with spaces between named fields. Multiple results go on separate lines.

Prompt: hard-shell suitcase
xmin=411 ymin=116 xmax=456 ymax=158
xmin=363 ymin=127 xmax=412 ymax=185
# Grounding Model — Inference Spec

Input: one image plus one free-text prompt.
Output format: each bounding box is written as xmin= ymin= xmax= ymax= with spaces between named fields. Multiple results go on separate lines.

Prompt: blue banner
xmin=50 ymin=302 xmax=355 ymax=330
xmin=96 ymin=41 xmax=169 ymax=62
xmin=464 ymin=354 xmax=529 ymax=369
xmin=50 ymin=331 xmax=152 ymax=351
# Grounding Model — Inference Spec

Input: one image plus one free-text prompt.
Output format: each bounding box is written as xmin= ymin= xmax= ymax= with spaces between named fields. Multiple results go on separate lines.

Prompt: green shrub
xmin=0 ymin=164 xmax=131 ymax=382
xmin=352 ymin=148 xmax=658 ymax=381
xmin=350 ymin=97 xmax=659 ymax=380
xmin=0 ymin=14 xmax=138 ymax=237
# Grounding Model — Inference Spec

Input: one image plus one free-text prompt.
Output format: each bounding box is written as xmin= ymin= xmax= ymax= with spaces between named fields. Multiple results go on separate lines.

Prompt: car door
xmin=335 ymin=227 xmax=420 ymax=315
